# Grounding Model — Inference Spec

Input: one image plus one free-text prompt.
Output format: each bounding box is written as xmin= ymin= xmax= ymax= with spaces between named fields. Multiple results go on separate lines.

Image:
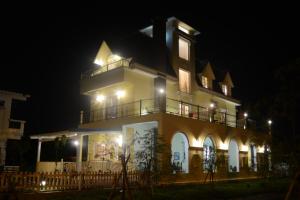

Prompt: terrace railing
xmin=83 ymin=98 xmax=240 ymax=128
xmin=81 ymin=59 xmax=130 ymax=79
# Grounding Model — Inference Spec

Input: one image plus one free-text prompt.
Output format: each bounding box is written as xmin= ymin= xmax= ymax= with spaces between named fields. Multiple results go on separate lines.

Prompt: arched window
xmin=228 ymin=139 xmax=239 ymax=172
xmin=203 ymin=137 xmax=215 ymax=171
xmin=171 ymin=132 xmax=189 ymax=173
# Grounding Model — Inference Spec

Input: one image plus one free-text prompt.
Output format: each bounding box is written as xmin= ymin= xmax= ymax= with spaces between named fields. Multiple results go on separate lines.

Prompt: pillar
xmin=37 ymin=139 xmax=42 ymax=162
xmin=76 ymin=135 xmax=83 ymax=172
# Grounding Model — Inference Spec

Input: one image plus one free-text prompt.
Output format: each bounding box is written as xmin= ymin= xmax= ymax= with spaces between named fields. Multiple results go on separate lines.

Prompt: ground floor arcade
xmin=31 ymin=113 xmax=271 ymax=180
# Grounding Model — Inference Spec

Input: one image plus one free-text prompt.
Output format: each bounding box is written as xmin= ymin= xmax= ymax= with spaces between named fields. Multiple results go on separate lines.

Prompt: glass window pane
xmin=179 ymin=38 xmax=190 ymax=60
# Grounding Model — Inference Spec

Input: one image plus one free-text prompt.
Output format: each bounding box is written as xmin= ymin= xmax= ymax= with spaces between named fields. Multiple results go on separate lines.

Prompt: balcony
xmin=81 ymin=59 xmax=130 ymax=79
xmin=81 ymin=98 xmax=242 ymax=128
xmin=80 ymin=59 xmax=130 ymax=94
xmin=0 ymin=119 xmax=25 ymax=140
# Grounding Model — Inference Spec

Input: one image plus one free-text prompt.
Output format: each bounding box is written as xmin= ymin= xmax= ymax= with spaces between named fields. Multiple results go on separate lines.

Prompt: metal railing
xmin=81 ymin=59 xmax=130 ymax=79
xmin=83 ymin=98 xmax=243 ymax=128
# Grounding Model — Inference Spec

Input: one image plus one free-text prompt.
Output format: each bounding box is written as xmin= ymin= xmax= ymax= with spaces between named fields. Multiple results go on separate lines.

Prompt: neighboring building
xmin=33 ymin=17 xmax=271 ymax=181
xmin=0 ymin=90 xmax=29 ymax=167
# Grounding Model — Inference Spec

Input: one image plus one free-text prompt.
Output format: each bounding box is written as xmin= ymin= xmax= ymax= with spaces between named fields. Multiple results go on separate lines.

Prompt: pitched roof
xmin=105 ymin=31 xmax=176 ymax=77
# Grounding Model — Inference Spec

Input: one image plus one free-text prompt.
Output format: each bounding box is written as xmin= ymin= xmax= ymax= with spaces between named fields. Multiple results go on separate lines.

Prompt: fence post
xmin=140 ymin=100 xmax=142 ymax=116
xmin=197 ymin=105 xmax=200 ymax=120
xmin=78 ymin=173 xmax=82 ymax=191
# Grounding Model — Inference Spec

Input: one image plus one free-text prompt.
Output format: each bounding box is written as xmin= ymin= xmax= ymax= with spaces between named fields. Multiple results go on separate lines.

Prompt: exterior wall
xmin=0 ymin=91 xmax=27 ymax=166
xmin=79 ymin=113 xmax=269 ymax=176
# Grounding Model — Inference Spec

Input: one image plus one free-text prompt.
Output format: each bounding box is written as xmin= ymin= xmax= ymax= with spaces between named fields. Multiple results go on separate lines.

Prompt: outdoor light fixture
xmin=116 ymin=135 xmax=123 ymax=147
xmin=219 ymin=141 xmax=228 ymax=150
xmin=96 ymin=95 xmax=105 ymax=102
xmin=209 ymin=103 xmax=215 ymax=108
xmin=116 ymin=90 xmax=125 ymax=98
xmin=159 ymin=88 xmax=164 ymax=94
xmin=94 ymin=59 xmax=104 ymax=66
xmin=244 ymin=112 xmax=248 ymax=118
xmin=73 ymin=140 xmax=79 ymax=146
xmin=40 ymin=180 xmax=46 ymax=186
xmin=268 ymin=119 xmax=272 ymax=125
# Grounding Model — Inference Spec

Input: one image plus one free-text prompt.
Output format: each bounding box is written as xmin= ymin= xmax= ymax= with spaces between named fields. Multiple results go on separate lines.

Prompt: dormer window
xmin=179 ymin=68 xmax=191 ymax=93
xmin=222 ymin=84 xmax=228 ymax=95
xmin=178 ymin=37 xmax=190 ymax=61
xmin=201 ymin=76 xmax=208 ymax=89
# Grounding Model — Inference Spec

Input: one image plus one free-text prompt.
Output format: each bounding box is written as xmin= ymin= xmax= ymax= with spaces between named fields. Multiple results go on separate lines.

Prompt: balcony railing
xmin=81 ymin=59 xmax=130 ymax=79
xmin=82 ymin=98 xmax=243 ymax=128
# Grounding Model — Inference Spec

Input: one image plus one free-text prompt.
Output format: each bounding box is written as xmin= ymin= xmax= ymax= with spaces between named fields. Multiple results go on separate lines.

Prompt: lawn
xmin=6 ymin=178 xmax=290 ymax=200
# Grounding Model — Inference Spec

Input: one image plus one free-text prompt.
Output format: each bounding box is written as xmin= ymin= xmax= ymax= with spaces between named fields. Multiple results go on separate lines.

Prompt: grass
xmin=10 ymin=177 xmax=290 ymax=200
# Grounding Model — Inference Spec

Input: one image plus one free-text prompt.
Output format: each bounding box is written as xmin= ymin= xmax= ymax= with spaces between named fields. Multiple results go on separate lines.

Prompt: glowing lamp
xmin=73 ymin=140 xmax=79 ymax=146
xmin=96 ymin=95 xmax=105 ymax=102
xmin=116 ymin=135 xmax=123 ymax=147
xmin=116 ymin=90 xmax=125 ymax=98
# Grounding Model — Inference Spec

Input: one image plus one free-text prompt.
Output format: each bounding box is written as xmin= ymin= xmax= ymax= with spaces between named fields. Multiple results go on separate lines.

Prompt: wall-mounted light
xmin=192 ymin=138 xmax=201 ymax=147
xmin=73 ymin=140 xmax=79 ymax=146
xmin=116 ymin=90 xmax=125 ymax=98
xmin=258 ymin=146 xmax=265 ymax=153
xmin=159 ymin=88 xmax=164 ymax=94
xmin=244 ymin=112 xmax=248 ymax=118
xmin=209 ymin=103 xmax=215 ymax=108
xmin=116 ymin=135 xmax=123 ymax=147
xmin=219 ymin=141 xmax=228 ymax=150
xmin=94 ymin=59 xmax=104 ymax=66
xmin=241 ymin=144 xmax=248 ymax=152
xmin=96 ymin=95 xmax=105 ymax=102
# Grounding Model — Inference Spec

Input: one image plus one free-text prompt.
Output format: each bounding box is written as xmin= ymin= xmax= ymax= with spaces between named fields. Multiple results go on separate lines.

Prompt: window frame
xmin=179 ymin=68 xmax=191 ymax=93
xmin=201 ymin=76 xmax=208 ymax=88
xmin=178 ymin=37 xmax=190 ymax=61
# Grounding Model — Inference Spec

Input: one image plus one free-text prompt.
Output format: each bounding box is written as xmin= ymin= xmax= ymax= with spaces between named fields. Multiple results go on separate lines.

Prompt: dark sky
xmin=1 ymin=4 xmax=300 ymax=135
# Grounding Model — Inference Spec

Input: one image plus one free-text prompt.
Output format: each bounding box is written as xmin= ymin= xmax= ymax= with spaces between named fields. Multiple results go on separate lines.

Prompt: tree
xmin=134 ymin=127 xmax=164 ymax=195
xmin=54 ymin=135 xmax=67 ymax=171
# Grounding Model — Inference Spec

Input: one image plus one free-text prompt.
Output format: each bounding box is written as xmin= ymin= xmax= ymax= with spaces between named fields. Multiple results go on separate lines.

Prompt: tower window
xmin=179 ymin=68 xmax=191 ymax=93
xmin=202 ymin=76 xmax=208 ymax=88
xmin=178 ymin=37 xmax=190 ymax=61
xmin=222 ymin=84 xmax=228 ymax=95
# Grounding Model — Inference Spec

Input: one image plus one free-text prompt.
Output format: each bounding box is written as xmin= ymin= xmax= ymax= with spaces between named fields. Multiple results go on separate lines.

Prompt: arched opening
xmin=171 ymin=132 xmax=189 ymax=173
xmin=249 ymin=143 xmax=257 ymax=171
xmin=203 ymin=136 xmax=216 ymax=171
xmin=228 ymin=139 xmax=239 ymax=172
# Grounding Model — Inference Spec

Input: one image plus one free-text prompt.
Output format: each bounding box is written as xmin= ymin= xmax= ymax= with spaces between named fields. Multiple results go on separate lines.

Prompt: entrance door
xmin=106 ymin=96 xmax=118 ymax=119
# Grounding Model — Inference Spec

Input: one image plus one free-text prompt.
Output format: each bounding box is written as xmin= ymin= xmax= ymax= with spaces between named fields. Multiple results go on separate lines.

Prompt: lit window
xmin=222 ymin=84 xmax=228 ymax=95
xmin=179 ymin=103 xmax=189 ymax=116
xmin=178 ymin=37 xmax=190 ymax=60
xmin=178 ymin=25 xmax=189 ymax=34
xmin=179 ymin=68 xmax=191 ymax=93
xmin=201 ymin=76 xmax=208 ymax=88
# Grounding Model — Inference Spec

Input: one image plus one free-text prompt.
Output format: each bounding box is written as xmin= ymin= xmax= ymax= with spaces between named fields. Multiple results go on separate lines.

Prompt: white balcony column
xmin=76 ymin=134 xmax=83 ymax=172
xmin=80 ymin=111 xmax=83 ymax=124
xmin=37 ymin=139 xmax=42 ymax=162
xmin=19 ymin=121 xmax=26 ymax=136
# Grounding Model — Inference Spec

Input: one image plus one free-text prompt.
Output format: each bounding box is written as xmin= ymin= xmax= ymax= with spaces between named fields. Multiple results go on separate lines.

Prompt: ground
xmin=1 ymin=178 xmax=291 ymax=200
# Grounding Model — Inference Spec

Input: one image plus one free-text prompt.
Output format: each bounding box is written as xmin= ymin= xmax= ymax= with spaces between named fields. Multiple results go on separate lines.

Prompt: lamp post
xmin=268 ymin=119 xmax=272 ymax=135
xmin=243 ymin=112 xmax=248 ymax=130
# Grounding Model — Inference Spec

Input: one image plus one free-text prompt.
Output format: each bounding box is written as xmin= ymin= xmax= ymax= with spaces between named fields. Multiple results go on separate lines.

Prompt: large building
xmin=33 ymin=17 xmax=271 ymax=181
xmin=0 ymin=90 xmax=29 ymax=167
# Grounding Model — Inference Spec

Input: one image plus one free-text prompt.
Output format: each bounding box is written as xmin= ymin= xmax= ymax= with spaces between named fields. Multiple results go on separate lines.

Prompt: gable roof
xmin=104 ymin=31 xmax=176 ymax=77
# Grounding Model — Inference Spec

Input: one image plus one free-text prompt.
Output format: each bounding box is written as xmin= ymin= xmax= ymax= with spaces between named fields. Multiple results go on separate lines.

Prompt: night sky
xmin=2 ymin=4 xmax=300 ymax=135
